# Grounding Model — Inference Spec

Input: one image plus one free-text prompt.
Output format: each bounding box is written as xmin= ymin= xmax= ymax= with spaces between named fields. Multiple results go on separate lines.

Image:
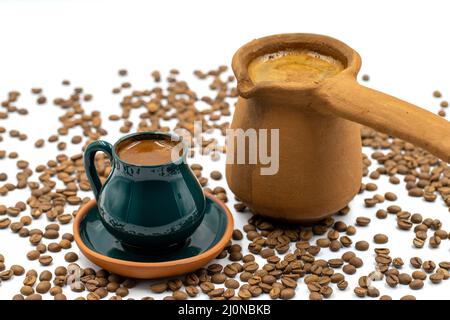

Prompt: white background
xmin=0 ymin=0 xmax=450 ymax=300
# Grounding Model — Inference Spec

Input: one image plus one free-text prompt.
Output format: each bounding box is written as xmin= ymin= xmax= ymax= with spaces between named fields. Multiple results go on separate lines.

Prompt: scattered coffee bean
xmin=373 ymin=234 xmax=388 ymax=244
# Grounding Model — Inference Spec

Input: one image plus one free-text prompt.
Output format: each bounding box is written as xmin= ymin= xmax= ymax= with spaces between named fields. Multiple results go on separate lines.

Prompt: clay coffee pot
xmin=226 ymin=33 xmax=450 ymax=222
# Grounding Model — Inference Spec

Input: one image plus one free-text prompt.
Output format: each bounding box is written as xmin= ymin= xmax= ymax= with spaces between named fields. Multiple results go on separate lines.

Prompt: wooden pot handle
xmin=319 ymin=78 xmax=450 ymax=163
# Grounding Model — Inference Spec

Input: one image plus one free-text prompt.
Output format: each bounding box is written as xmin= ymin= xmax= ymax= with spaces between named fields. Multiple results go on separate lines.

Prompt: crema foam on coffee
xmin=248 ymin=49 xmax=344 ymax=83
xmin=117 ymin=137 xmax=180 ymax=166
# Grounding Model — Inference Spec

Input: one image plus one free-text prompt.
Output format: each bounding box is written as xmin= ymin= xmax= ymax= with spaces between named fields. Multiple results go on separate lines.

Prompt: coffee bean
xmin=356 ymin=216 xmax=371 ymax=226
xmin=0 ymin=269 xmax=13 ymax=280
xmin=39 ymin=270 xmax=52 ymax=281
xmin=210 ymin=171 xmax=222 ymax=180
xmin=281 ymin=277 xmax=297 ymax=289
xmin=412 ymin=271 xmax=427 ymax=280
xmin=328 ymin=258 xmax=344 ymax=268
xmin=399 ymin=273 xmax=412 ymax=285
xmin=423 ymin=260 xmax=436 ymax=273
xmin=384 ymin=192 xmax=397 ymax=201
xmin=172 ymin=290 xmax=187 ymax=300
xmin=224 ymin=279 xmax=239 ymax=289
xmin=386 ymin=274 xmax=399 ymax=288
xmin=26 ymin=294 xmax=42 ymax=300
xmin=38 ymin=255 xmax=53 ymax=266
xmin=10 ymin=265 xmax=24 ymax=276
xmin=29 ymin=233 xmax=42 ymax=245
xmin=342 ymin=251 xmax=356 ymax=262
xmin=211 ymin=273 xmax=226 ymax=284
xmin=343 ymin=264 xmax=356 ymax=275
xmin=232 ymin=229 xmax=243 ymax=240
xmin=44 ymin=229 xmax=59 ymax=239
xmin=354 ymin=287 xmax=367 ymax=298
xmin=0 ymin=217 xmax=11 ymax=229
xmin=279 ymin=288 xmax=295 ymax=300
xmin=429 ymin=236 xmax=441 ymax=248
xmin=355 ymin=241 xmax=369 ymax=251
xmin=410 ymin=213 xmax=423 ymax=224
xmin=434 ymin=229 xmax=448 ymax=239
xmin=200 ymin=282 xmax=215 ymax=294
xmin=349 ymin=257 xmax=363 ymax=268
xmin=238 ymin=288 xmax=252 ymax=300
xmin=23 ymin=272 xmax=37 ymax=286
xmin=49 ymin=286 xmax=62 ymax=296
xmin=59 ymin=239 xmax=72 ymax=249
xmin=36 ymin=281 xmax=51 ymax=294
xmin=387 ymin=205 xmax=401 ymax=214
xmin=367 ymin=287 xmax=380 ymax=298
xmin=409 ymin=279 xmax=424 ymax=290
xmin=47 ymin=243 xmax=61 ymax=253
xmin=433 ymin=90 xmax=442 ymax=98
xmin=207 ymin=263 xmax=223 ymax=274
xmin=64 ymin=252 xmax=78 ymax=263
xmin=373 ymin=234 xmax=388 ymax=244
xmin=413 ymin=238 xmax=425 ymax=248
xmin=25 ymin=251 xmax=41 ymax=263
xmin=430 ymin=272 xmax=444 ymax=284
xmin=397 ymin=219 xmax=413 ymax=230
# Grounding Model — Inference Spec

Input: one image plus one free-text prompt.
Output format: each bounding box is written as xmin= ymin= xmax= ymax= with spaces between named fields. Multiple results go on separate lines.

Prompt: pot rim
xmin=232 ymin=33 xmax=362 ymax=98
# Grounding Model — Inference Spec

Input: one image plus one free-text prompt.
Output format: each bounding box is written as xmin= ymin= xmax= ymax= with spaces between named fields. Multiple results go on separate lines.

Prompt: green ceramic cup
xmin=83 ymin=132 xmax=206 ymax=248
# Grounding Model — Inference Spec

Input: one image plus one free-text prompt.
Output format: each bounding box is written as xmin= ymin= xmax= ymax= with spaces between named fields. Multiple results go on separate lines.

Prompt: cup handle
xmin=83 ymin=140 xmax=114 ymax=200
xmin=319 ymin=77 xmax=450 ymax=163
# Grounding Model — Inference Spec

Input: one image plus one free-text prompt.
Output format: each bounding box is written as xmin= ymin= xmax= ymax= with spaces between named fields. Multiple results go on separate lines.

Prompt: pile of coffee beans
xmin=0 ymin=69 xmax=449 ymax=300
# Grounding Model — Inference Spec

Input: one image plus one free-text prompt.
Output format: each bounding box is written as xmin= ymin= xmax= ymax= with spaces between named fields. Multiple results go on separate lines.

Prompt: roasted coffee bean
xmin=412 ymin=271 xmax=427 ymax=280
xmin=430 ymin=273 xmax=444 ymax=284
xmin=355 ymin=241 xmax=369 ymax=251
xmin=354 ymin=287 xmax=367 ymax=298
xmin=280 ymin=288 xmax=295 ymax=300
xmin=38 ymin=255 xmax=53 ymax=266
xmin=356 ymin=217 xmax=371 ymax=226
xmin=397 ymin=219 xmax=413 ymax=230
xmin=210 ymin=171 xmax=222 ymax=180
xmin=64 ymin=252 xmax=78 ymax=263
xmin=232 ymin=229 xmax=243 ymax=240
xmin=411 ymin=213 xmax=423 ymax=224
xmin=343 ymin=264 xmax=356 ymax=275
xmin=224 ymin=279 xmax=239 ymax=289
xmin=200 ymin=282 xmax=215 ymax=294
xmin=373 ymin=234 xmax=388 ymax=244
xmin=413 ymin=238 xmax=425 ymax=248
xmin=172 ymin=290 xmax=187 ymax=300
xmin=409 ymin=279 xmax=424 ymax=290
xmin=399 ymin=273 xmax=412 ymax=285
xmin=39 ymin=270 xmax=52 ymax=281
xmin=349 ymin=257 xmax=363 ymax=268
xmin=342 ymin=251 xmax=356 ymax=262
xmin=384 ymin=192 xmax=397 ymax=201
xmin=36 ymin=281 xmax=51 ymax=294
xmin=211 ymin=273 xmax=226 ymax=284
xmin=423 ymin=260 xmax=436 ymax=273
xmin=429 ymin=236 xmax=441 ymax=248
xmin=20 ymin=286 xmax=34 ymax=296
xmin=386 ymin=274 xmax=399 ymax=288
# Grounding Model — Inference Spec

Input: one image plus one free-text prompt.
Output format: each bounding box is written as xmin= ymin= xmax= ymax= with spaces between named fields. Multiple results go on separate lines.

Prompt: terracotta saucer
xmin=73 ymin=193 xmax=234 ymax=279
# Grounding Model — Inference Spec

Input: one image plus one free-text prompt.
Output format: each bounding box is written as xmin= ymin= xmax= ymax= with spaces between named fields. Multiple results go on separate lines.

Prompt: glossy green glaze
xmin=83 ymin=132 xmax=206 ymax=248
xmin=79 ymin=195 xmax=228 ymax=262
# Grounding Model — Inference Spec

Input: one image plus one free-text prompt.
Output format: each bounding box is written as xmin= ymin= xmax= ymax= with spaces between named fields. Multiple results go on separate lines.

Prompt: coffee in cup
xmin=116 ymin=136 xmax=180 ymax=166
